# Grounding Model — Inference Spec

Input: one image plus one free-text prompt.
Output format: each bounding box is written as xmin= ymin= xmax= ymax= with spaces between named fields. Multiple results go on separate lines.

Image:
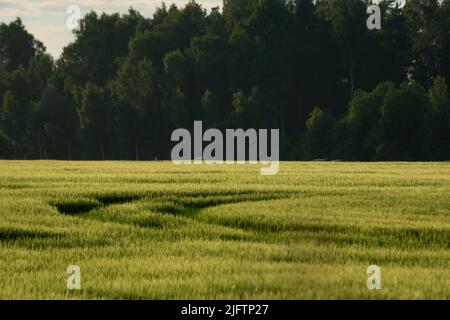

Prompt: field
xmin=0 ymin=161 xmax=449 ymax=299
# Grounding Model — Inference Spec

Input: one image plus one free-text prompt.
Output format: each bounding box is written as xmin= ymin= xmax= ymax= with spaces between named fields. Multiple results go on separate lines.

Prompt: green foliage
xmin=34 ymin=85 xmax=78 ymax=159
xmin=0 ymin=0 xmax=450 ymax=160
xmin=376 ymin=81 xmax=428 ymax=160
xmin=0 ymin=131 xmax=13 ymax=158
xmin=201 ymin=89 xmax=221 ymax=127
xmin=403 ymin=0 xmax=446 ymax=89
xmin=58 ymin=9 xmax=144 ymax=86
xmin=0 ymin=64 xmax=9 ymax=101
xmin=338 ymin=82 xmax=395 ymax=160
xmin=423 ymin=76 xmax=450 ymax=159
xmin=78 ymin=82 xmax=113 ymax=159
xmin=305 ymin=107 xmax=336 ymax=159
xmin=232 ymin=86 xmax=265 ymax=128
xmin=0 ymin=18 xmax=45 ymax=72
xmin=1 ymin=90 xmax=22 ymax=156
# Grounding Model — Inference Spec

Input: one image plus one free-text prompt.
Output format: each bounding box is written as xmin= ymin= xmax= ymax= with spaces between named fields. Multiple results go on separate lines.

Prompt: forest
xmin=0 ymin=0 xmax=449 ymax=161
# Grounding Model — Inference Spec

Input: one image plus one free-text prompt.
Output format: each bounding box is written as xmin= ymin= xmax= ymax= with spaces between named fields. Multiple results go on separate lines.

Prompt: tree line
xmin=0 ymin=0 xmax=449 ymax=161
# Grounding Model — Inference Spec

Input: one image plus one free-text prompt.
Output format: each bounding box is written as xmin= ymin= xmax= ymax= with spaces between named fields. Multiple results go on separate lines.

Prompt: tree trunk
xmin=67 ymin=143 xmax=72 ymax=160
xmin=38 ymin=137 xmax=43 ymax=160
xmin=100 ymin=141 xmax=105 ymax=160
xmin=43 ymin=139 xmax=47 ymax=160
xmin=427 ymin=61 xmax=431 ymax=90
xmin=350 ymin=51 xmax=355 ymax=98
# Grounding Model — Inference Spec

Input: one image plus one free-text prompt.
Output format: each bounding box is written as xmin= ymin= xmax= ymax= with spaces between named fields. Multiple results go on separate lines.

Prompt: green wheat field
xmin=0 ymin=161 xmax=449 ymax=299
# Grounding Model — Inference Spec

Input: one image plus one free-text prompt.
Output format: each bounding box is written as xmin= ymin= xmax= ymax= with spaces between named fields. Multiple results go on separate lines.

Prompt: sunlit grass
xmin=0 ymin=161 xmax=449 ymax=299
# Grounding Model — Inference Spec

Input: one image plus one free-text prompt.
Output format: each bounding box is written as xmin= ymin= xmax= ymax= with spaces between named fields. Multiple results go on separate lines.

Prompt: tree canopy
xmin=0 ymin=0 xmax=449 ymax=160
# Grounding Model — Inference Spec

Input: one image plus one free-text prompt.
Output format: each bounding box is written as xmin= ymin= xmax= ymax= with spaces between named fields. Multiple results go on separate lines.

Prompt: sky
xmin=0 ymin=0 xmax=222 ymax=59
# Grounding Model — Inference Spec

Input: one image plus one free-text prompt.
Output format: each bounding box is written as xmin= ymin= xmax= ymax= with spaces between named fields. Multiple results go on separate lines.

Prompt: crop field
xmin=0 ymin=161 xmax=449 ymax=299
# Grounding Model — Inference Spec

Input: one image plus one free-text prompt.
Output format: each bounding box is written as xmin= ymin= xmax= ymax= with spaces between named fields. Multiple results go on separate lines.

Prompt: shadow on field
xmin=0 ymin=225 xmax=114 ymax=250
xmin=51 ymin=194 xmax=141 ymax=215
xmin=152 ymin=192 xmax=289 ymax=217
xmin=50 ymin=191 xmax=292 ymax=230
xmin=53 ymin=200 xmax=102 ymax=215
xmin=0 ymin=227 xmax=61 ymax=241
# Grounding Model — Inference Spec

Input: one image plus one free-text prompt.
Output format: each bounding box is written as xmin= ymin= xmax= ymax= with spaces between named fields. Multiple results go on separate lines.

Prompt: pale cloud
xmin=0 ymin=0 xmax=222 ymax=58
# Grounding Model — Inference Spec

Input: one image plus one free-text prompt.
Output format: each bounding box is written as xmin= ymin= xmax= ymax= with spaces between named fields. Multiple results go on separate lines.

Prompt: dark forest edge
xmin=0 ymin=0 xmax=449 ymax=161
